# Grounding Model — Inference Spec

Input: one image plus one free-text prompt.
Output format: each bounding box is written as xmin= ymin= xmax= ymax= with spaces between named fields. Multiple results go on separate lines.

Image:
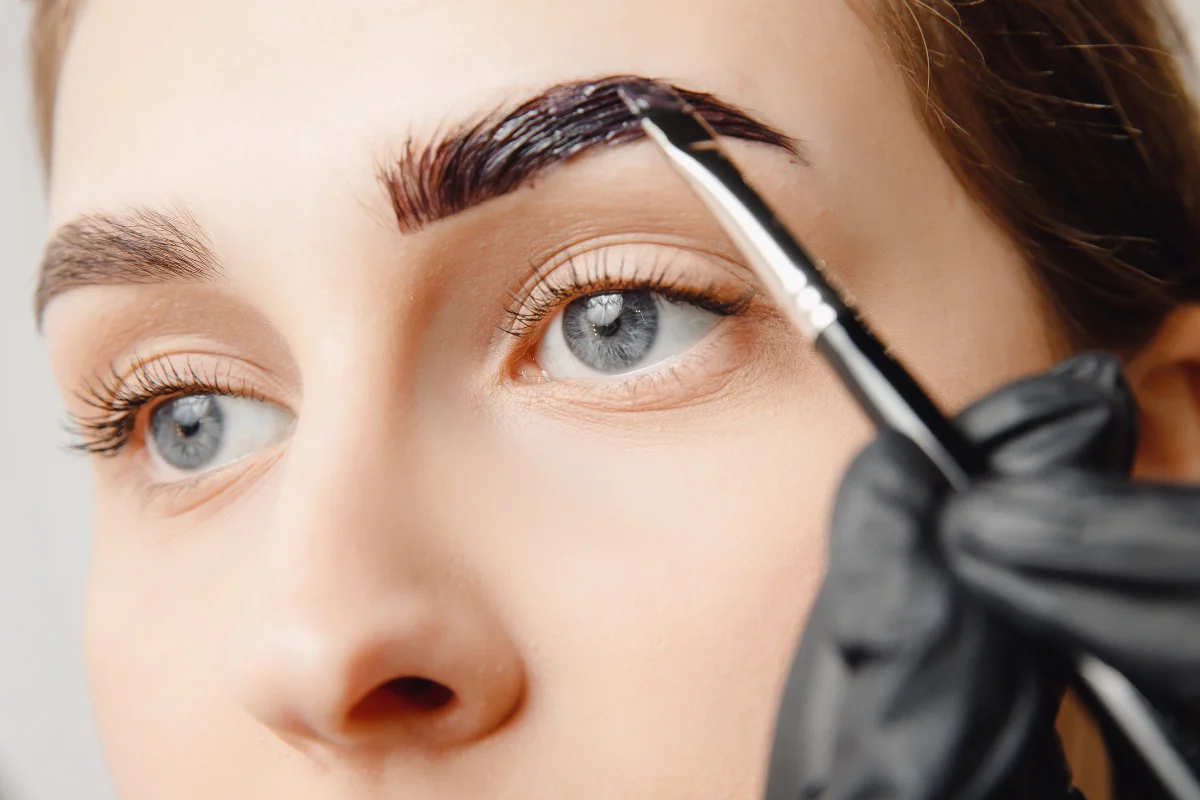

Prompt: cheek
xmin=83 ymin=485 xmax=281 ymax=797
xmin=433 ymin=368 xmax=870 ymax=782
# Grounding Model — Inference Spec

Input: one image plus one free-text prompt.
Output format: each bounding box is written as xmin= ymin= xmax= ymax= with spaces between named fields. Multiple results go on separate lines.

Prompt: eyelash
xmin=68 ymin=356 xmax=261 ymax=458
xmin=501 ymin=247 xmax=758 ymax=339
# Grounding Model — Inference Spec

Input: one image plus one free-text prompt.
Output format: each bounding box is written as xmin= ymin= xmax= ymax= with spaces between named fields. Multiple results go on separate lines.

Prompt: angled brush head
xmin=614 ymin=79 xmax=721 ymax=154
xmin=615 ymin=79 xmax=695 ymax=118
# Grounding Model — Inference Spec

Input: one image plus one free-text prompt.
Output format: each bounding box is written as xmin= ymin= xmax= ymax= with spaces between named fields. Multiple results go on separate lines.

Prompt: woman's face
xmin=43 ymin=0 xmax=1060 ymax=797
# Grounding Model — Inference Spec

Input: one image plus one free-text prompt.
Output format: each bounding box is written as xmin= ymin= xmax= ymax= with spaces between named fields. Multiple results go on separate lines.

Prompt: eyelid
xmin=503 ymin=241 xmax=760 ymax=339
xmin=134 ymin=444 xmax=287 ymax=519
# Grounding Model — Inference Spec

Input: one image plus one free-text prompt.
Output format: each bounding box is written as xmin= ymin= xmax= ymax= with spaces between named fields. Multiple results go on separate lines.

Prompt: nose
xmin=223 ymin=413 xmax=526 ymax=759
xmin=230 ymin=586 xmax=526 ymax=756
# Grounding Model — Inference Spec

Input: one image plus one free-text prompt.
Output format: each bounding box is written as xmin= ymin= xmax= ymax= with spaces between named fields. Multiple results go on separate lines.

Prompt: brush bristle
xmin=615 ymin=79 xmax=691 ymax=117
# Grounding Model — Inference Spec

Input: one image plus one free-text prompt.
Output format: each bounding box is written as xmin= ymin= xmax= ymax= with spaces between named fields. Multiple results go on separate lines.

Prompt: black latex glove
xmin=765 ymin=352 xmax=1137 ymax=800
xmin=944 ymin=476 xmax=1200 ymax=703
xmin=941 ymin=369 xmax=1200 ymax=796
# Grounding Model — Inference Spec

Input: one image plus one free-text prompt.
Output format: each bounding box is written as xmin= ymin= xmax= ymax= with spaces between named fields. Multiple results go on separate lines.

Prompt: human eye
xmin=68 ymin=354 xmax=294 ymax=482
xmin=504 ymin=243 xmax=762 ymax=404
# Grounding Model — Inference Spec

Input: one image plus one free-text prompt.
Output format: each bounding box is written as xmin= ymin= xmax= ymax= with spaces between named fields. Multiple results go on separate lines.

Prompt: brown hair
xmin=28 ymin=0 xmax=79 ymax=167
xmin=861 ymin=0 xmax=1200 ymax=352
xmin=26 ymin=0 xmax=1200 ymax=353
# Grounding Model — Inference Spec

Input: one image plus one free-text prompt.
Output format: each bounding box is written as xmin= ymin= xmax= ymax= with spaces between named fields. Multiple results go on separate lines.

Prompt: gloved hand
xmin=765 ymin=352 xmax=1141 ymax=800
xmin=941 ymin=365 xmax=1200 ymax=797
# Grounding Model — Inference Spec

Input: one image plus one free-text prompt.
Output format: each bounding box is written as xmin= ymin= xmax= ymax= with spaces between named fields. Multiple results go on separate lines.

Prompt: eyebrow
xmin=35 ymin=75 xmax=801 ymax=323
xmin=381 ymin=75 xmax=802 ymax=233
xmin=35 ymin=205 xmax=221 ymax=326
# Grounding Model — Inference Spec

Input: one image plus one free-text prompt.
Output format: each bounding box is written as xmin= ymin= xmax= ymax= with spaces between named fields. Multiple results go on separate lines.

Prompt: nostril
xmin=349 ymin=677 xmax=456 ymax=724
xmin=390 ymin=677 xmax=455 ymax=711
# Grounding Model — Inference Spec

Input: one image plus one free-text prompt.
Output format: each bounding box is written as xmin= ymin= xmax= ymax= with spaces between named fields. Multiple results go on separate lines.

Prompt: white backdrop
xmin=0 ymin=3 xmax=113 ymax=800
xmin=2 ymin=3 xmax=1200 ymax=799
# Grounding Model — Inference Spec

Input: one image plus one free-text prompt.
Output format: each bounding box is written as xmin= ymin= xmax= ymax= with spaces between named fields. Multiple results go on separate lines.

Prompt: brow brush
xmin=615 ymin=79 xmax=1200 ymax=800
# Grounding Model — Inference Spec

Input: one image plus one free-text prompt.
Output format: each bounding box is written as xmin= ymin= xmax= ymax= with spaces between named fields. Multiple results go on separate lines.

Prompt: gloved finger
xmin=944 ymin=475 xmax=1200 ymax=585
xmin=826 ymin=428 xmax=953 ymax=652
xmin=765 ymin=586 xmax=848 ymax=800
xmin=942 ymin=475 xmax=1200 ymax=701
xmin=952 ymin=351 xmax=1138 ymax=476
xmin=816 ymin=429 xmax=1053 ymax=800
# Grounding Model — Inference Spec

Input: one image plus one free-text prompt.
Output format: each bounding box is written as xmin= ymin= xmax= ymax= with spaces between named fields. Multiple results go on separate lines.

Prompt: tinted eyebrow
xmin=35 ymin=205 xmax=221 ymax=326
xmin=381 ymin=74 xmax=804 ymax=233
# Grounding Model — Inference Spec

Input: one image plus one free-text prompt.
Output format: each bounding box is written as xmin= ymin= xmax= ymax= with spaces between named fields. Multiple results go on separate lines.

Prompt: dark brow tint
xmin=382 ymin=75 xmax=803 ymax=233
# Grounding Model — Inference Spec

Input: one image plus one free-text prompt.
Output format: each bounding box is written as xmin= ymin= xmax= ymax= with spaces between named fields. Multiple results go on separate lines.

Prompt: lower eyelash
xmin=502 ymin=247 xmax=757 ymax=338
xmin=68 ymin=354 xmax=260 ymax=457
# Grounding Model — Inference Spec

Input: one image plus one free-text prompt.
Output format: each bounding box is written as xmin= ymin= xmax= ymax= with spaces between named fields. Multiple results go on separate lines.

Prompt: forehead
xmin=48 ymin=0 xmax=909 ymax=221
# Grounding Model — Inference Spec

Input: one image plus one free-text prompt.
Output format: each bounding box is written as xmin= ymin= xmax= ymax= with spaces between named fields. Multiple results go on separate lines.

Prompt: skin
xmin=40 ymin=0 xmax=1073 ymax=797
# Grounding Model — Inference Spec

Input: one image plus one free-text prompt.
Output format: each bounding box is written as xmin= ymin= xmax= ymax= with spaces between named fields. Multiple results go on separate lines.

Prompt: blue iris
xmin=149 ymin=394 xmax=225 ymax=471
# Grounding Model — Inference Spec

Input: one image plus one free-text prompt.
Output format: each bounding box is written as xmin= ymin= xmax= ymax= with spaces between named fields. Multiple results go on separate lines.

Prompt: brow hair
xmin=35 ymin=205 xmax=221 ymax=324
xmin=380 ymin=75 xmax=801 ymax=234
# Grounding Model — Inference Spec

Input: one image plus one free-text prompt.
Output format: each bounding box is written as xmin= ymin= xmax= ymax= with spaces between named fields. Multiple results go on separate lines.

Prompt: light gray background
xmin=4 ymin=3 xmax=1200 ymax=799
xmin=0 ymin=4 xmax=111 ymax=800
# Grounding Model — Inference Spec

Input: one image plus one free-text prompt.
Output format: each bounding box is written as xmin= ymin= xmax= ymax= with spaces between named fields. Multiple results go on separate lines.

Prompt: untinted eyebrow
xmin=381 ymin=75 xmax=803 ymax=233
xmin=35 ymin=206 xmax=221 ymax=325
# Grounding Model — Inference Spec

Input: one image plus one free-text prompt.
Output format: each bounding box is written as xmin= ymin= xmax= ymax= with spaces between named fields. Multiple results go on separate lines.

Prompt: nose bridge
xmin=280 ymin=371 xmax=415 ymax=552
xmin=222 ymin=355 xmax=526 ymax=759
xmin=264 ymin=354 xmax=419 ymax=588
xmin=245 ymin=243 xmax=448 ymax=640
